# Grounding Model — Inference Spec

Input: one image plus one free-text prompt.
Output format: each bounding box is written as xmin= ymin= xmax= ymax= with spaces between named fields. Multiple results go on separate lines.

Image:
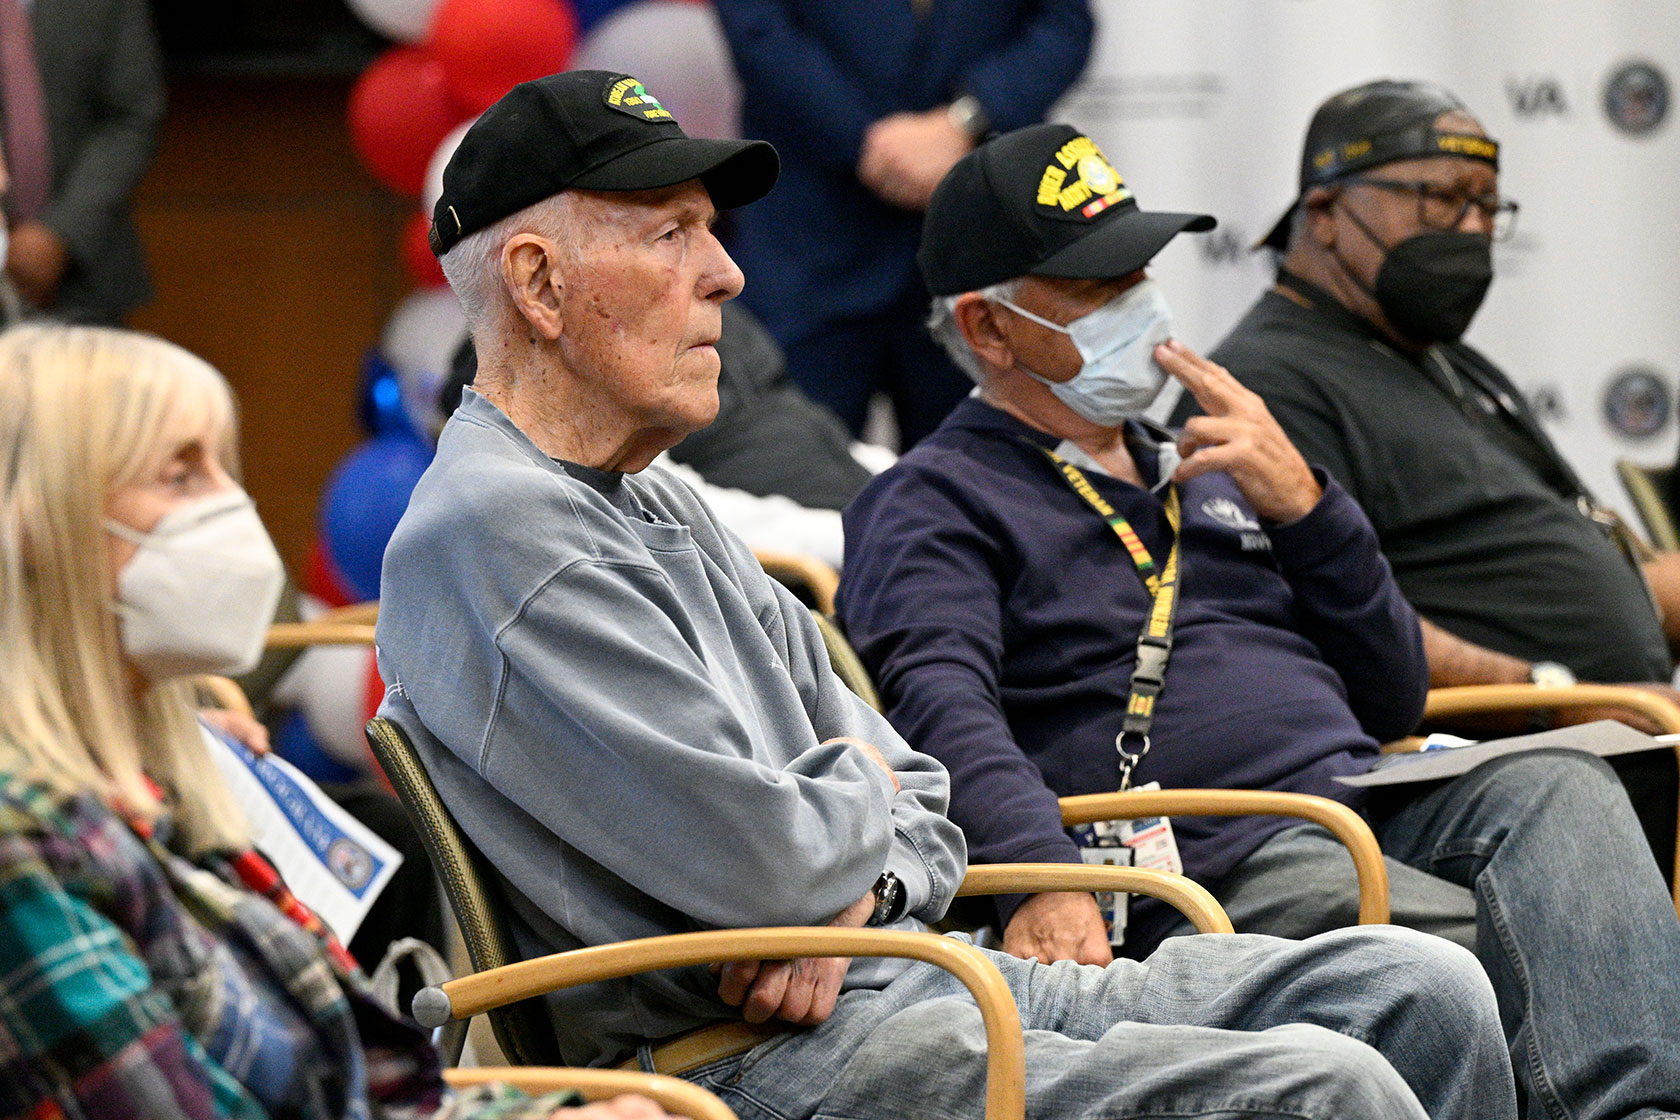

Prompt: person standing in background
xmin=713 ymin=0 xmax=1093 ymax=447
xmin=1 ymin=0 xmax=164 ymax=325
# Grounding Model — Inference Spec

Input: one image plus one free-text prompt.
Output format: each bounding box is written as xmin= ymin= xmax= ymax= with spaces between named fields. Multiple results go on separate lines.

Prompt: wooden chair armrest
xmin=416 ymin=928 xmax=1024 ymax=1120
xmin=1424 ymin=683 xmax=1680 ymax=734
xmin=1059 ymin=789 xmax=1390 ymax=925
xmin=753 ymin=549 xmax=840 ymax=616
xmin=444 ymin=1068 xmax=738 ymax=1120
xmin=265 ymin=620 xmax=378 ymax=648
xmin=957 ymin=862 xmax=1232 ymax=934
xmin=318 ymin=601 xmax=380 ymax=626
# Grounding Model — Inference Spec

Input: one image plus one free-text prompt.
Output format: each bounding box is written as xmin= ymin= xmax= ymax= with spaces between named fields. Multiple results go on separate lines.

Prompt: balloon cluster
xmin=347 ymin=0 xmax=741 ymax=290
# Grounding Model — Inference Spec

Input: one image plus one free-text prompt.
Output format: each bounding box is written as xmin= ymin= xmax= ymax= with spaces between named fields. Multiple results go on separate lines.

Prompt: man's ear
xmin=502 ymin=234 xmax=564 ymax=341
xmin=1301 ymin=185 xmax=1340 ymax=248
xmin=953 ymin=292 xmax=1016 ymax=373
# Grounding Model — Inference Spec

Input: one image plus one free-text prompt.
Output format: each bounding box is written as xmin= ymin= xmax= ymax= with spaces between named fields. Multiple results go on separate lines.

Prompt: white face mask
xmin=106 ymin=490 xmax=286 ymax=682
xmin=997 ymin=277 xmax=1175 ymax=427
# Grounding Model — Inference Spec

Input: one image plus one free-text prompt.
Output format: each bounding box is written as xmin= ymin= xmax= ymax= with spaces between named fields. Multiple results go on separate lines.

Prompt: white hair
xmin=925 ymin=278 xmax=1023 ymax=384
xmin=438 ymin=193 xmax=580 ymax=335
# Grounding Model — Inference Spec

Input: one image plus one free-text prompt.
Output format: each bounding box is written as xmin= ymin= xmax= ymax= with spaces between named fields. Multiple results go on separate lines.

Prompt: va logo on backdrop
xmin=1603 ymin=366 xmax=1673 ymax=438
xmin=1604 ymin=61 xmax=1669 ymax=136
xmin=1506 ymin=76 xmax=1569 ymax=118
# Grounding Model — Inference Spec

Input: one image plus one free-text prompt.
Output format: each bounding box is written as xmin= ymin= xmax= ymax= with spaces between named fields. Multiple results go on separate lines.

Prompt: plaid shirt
xmin=0 ymin=770 xmax=580 ymax=1120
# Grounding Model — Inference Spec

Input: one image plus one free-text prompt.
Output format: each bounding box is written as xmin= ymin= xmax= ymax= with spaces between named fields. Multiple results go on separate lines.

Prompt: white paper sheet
xmin=203 ymin=724 xmax=402 ymax=942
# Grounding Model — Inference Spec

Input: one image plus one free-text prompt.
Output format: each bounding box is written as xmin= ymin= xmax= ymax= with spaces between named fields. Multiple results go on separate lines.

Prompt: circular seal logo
xmin=326 ymin=838 xmax=375 ymax=892
xmin=1604 ymin=61 xmax=1669 ymax=135
xmin=1603 ymin=366 xmax=1672 ymax=438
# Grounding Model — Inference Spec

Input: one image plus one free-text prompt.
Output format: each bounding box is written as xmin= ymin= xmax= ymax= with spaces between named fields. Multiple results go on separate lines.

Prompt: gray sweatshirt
xmin=376 ymin=391 xmax=967 ymax=1066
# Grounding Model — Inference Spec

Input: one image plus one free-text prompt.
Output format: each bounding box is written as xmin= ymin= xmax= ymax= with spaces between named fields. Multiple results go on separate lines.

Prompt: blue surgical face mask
xmin=996 ymin=277 xmax=1174 ymax=427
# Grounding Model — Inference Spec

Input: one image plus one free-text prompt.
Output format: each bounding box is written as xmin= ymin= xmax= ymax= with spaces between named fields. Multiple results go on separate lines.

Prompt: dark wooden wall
xmin=130 ymin=74 xmax=411 ymax=575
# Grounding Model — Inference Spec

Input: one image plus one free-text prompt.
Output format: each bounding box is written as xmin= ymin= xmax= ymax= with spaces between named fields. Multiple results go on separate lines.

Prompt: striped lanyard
xmin=1039 ymin=447 xmax=1182 ymax=789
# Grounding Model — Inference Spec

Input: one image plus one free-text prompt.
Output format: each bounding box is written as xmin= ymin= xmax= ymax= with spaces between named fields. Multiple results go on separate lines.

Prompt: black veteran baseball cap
xmin=429 ymin=70 xmax=779 ymax=257
xmin=918 ymin=123 xmax=1215 ymax=297
xmin=1256 ymin=78 xmax=1500 ymax=250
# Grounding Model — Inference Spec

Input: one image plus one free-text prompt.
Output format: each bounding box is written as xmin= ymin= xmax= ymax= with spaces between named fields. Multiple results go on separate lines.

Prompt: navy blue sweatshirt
xmin=837 ymin=397 xmax=1427 ymax=954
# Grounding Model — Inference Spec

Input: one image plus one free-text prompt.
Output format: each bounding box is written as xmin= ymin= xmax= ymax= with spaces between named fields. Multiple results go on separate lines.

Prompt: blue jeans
xmin=1159 ymin=749 xmax=1680 ymax=1120
xmin=662 ymin=927 xmax=1514 ymax=1120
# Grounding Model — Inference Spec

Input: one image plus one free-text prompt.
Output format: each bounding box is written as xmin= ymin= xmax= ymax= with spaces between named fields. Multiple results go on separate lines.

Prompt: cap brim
xmin=1031 ymin=209 xmax=1216 ymax=280
xmin=571 ymin=135 xmax=780 ymax=210
xmin=1254 ymin=200 xmax=1297 ymax=251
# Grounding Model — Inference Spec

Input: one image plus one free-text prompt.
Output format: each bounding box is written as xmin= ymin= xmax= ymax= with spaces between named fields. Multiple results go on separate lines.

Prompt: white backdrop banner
xmin=1053 ymin=0 xmax=1679 ymax=523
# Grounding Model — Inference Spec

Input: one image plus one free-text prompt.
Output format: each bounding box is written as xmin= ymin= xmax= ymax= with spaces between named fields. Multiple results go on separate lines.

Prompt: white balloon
xmin=345 ymin=0 xmax=440 ymax=44
xmin=380 ymin=286 xmax=468 ymax=442
xmin=572 ymin=0 xmax=742 ymax=140
xmin=422 ymin=116 xmax=477 ymax=219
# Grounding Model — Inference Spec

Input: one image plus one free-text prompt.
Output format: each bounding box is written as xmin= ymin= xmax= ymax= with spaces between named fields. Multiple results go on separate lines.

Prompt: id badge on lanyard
xmin=1037 ymin=445 xmax=1188 ymax=949
xmin=1072 ymin=781 xmax=1184 ymax=948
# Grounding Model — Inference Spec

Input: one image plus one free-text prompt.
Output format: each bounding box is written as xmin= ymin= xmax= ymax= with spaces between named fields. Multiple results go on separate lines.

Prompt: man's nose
xmin=699 ymin=227 xmax=746 ymax=301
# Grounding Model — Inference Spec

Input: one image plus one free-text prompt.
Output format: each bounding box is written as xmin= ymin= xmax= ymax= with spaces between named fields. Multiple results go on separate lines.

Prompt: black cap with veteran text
xmin=1256 ymin=78 xmax=1500 ymax=250
xmin=918 ymin=123 xmax=1215 ymax=297
xmin=429 ymin=70 xmax=779 ymax=257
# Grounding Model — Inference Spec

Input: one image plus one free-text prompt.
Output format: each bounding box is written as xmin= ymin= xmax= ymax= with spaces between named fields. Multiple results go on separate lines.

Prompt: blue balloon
xmin=573 ymin=0 xmax=638 ymax=33
xmin=319 ymin=434 xmax=434 ymax=602
xmin=273 ymin=709 xmax=363 ymax=785
xmin=358 ymin=349 xmax=423 ymax=441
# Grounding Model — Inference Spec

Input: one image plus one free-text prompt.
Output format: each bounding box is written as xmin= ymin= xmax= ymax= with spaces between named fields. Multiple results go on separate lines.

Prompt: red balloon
xmin=428 ymin=0 xmax=579 ymax=115
xmin=348 ymin=46 xmax=472 ymax=197
xmin=400 ymin=211 xmax=448 ymax=288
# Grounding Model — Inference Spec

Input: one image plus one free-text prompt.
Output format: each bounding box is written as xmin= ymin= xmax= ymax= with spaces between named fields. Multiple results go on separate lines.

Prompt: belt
xmin=615 ymin=1020 xmax=790 ymax=1076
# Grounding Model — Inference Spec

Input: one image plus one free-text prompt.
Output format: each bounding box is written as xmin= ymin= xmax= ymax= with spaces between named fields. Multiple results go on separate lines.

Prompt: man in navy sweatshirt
xmin=838 ymin=121 xmax=1680 ymax=1120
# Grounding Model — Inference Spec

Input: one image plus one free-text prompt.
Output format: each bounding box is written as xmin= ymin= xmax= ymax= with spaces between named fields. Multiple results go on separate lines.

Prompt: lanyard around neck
xmin=1036 ymin=446 xmax=1181 ymax=789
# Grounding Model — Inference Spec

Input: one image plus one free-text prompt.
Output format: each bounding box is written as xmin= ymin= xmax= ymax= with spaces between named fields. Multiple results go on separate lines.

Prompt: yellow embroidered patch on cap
xmin=604 ymin=77 xmax=673 ymax=122
xmin=1034 ymin=134 xmax=1131 ymax=219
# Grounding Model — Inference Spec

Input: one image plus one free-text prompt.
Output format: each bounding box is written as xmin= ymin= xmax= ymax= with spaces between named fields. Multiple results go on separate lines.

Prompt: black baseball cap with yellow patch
xmin=1256 ymin=78 xmax=1500 ymax=250
xmin=429 ymin=70 xmax=779 ymax=257
xmin=918 ymin=123 xmax=1215 ymax=297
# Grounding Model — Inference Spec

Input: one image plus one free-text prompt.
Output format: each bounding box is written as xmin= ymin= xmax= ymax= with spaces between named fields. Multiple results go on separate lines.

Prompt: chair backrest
xmin=808 ymin=610 xmax=883 ymax=713
xmin=363 ymin=715 xmax=563 ymax=1066
xmin=1616 ymin=458 xmax=1680 ymax=551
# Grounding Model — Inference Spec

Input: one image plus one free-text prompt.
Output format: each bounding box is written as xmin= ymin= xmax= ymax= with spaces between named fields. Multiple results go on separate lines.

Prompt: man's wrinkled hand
xmin=6 ymin=221 xmax=68 ymax=308
xmin=550 ymin=1094 xmax=674 ymax=1120
xmin=1161 ymin=339 xmax=1322 ymax=525
xmin=1001 ymin=891 xmax=1113 ymax=966
xmin=821 ymin=736 xmax=900 ymax=792
xmin=714 ymin=890 xmax=875 ymax=1026
xmin=1552 ymin=682 xmax=1680 ymax=737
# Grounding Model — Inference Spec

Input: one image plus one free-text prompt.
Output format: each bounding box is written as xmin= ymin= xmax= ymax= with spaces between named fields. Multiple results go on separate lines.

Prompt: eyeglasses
xmin=1345 ymin=177 xmax=1520 ymax=242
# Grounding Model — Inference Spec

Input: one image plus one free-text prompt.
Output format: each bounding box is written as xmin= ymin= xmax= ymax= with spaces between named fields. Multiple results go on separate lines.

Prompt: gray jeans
xmin=1157 ymin=749 xmax=1680 ymax=1120
xmin=668 ymin=927 xmax=1515 ymax=1120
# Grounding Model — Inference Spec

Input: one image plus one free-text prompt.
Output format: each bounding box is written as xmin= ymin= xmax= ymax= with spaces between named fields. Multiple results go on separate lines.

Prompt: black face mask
xmin=1372 ymin=230 xmax=1494 ymax=343
xmin=1335 ymin=201 xmax=1495 ymax=344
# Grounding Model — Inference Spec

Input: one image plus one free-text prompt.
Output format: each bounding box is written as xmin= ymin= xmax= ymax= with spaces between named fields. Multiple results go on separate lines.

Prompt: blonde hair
xmin=0 ymin=325 xmax=248 ymax=851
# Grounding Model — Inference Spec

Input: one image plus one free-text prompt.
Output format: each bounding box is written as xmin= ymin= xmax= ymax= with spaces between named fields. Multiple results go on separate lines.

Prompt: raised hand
xmin=1160 ymin=339 xmax=1322 ymax=524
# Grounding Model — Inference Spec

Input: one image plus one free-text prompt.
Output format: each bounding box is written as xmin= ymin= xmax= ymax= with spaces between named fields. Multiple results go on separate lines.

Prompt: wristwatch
xmin=867 ymin=871 xmax=905 ymax=926
xmin=947 ymin=94 xmax=991 ymax=141
xmin=1528 ymin=661 xmax=1577 ymax=688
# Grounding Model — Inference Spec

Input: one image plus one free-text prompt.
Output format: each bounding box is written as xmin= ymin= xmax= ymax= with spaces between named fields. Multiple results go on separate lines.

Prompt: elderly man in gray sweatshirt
xmin=375 ymin=70 xmax=1518 ymax=1120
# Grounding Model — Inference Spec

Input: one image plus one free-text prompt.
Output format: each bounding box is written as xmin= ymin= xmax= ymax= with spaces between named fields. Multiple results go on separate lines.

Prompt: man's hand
xmin=1001 ymin=891 xmax=1113 ymax=966
xmin=1552 ymin=681 xmax=1680 ymax=737
xmin=857 ymin=108 xmax=975 ymax=212
xmin=1160 ymin=340 xmax=1322 ymax=524
xmin=550 ymin=1095 xmax=674 ymax=1120
xmin=714 ymin=890 xmax=875 ymax=1026
xmin=6 ymin=221 xmax=68 ymax=308
xmin=821 ymin=736 xmax=900 ymax=792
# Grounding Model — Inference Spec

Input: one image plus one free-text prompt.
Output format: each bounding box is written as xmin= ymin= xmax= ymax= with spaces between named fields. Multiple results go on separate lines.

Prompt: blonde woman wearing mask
xmin=0 ymin=325 xmax=669 ymax=1120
